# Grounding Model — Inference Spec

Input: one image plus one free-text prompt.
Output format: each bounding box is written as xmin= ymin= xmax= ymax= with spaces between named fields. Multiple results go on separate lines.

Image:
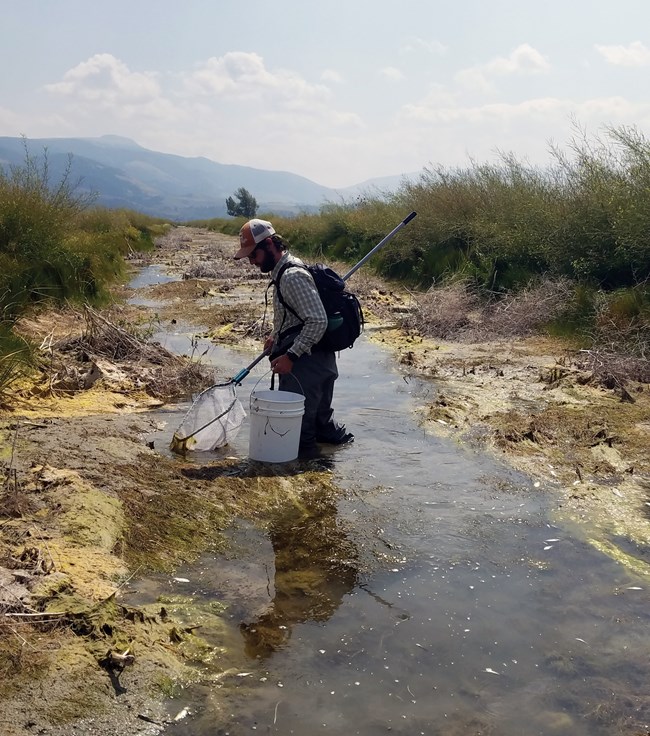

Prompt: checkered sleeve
xmin=273 ymin=265 xmax=327 ymax=356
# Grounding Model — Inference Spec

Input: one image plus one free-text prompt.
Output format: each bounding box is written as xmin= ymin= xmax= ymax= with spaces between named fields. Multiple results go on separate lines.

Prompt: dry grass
xmin=480 ymin=278 xmax=575 ymax=339
xmin=402 ymin=278 xmax=574 ymax=341
xmin=399 ymin=280 xmax=482 ymax=338
xmin=181 ymin=257 xmax=270 ymax=283
xmin=581 ymin=300 xmax=650 ymax=385
xmin=396 ymin=278 xmax=650 ymax=394
xmin=1 ymin=467 xmax=29 ymax=519
xmin=20 ymin=306 xmax=215 ymax=400
xmin=0 ymin=487 xmax=57 ymax=695
xmin=575 ymin=349 xmax=650 ymax=387
xmin=66 ymin=305 xmax=177 ymax=362
xmin=0 ymin=619 xmax=53 ymax=697
xmin=133 ymin=226 xmax=194 ymax=265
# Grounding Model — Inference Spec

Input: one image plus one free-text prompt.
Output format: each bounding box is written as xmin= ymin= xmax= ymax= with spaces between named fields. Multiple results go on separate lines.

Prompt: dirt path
xmin=1 ymin=226 xmax=648 ymax=735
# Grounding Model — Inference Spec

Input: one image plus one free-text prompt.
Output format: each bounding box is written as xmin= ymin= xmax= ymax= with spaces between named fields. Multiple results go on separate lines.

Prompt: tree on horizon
xmin=226 ymin=187 xmax=257 ymax=218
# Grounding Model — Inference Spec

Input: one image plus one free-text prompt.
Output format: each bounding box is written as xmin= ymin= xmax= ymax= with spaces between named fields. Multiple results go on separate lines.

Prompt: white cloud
xmin=401 ymin=37 xmax=447 ymax=56
xmin=36 ymin=51 xmax=367 ymax=166
xmin=391 ymin=93 xmax=650 ymax=177
xmin=454 ymin=67 xmax=495 ymax=95
xmin=176 ymin=52 xmax=365 ymax=163
xmin=380 ymin=67 xmax=405 ymax=82
xmin=44 ymin=53 xmax=180 ymax=124
xmin=9 ymin=38 xmax=650 ymax=189
xmin=142 ymin=53 xmax=363 ymax=179
xmin=595 ymin=40 xmax=650 ymax=66
xmin=487 ymin=44 xmax=551 ymax=76
xmin=455 ymin=44 xmax=551 ymax=93
xmin=407 ymin=83 xmax=458 ymax=109
xmin=321 ymin=68 xmax=344 ymax=84
xmin=401 ymin=94 xmax=650 ymax=127
xmin=46 ymin=53 xmax=160 ymax=101
xmin=184 ymin=52 xmax=331 ymax=109
xmin=0 ymin=105 xmax=24 ymax=130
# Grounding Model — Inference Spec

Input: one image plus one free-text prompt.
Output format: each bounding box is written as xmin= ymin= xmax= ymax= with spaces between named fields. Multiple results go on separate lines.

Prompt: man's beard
xmin=259 ymin=249 xmax=276 ymax=273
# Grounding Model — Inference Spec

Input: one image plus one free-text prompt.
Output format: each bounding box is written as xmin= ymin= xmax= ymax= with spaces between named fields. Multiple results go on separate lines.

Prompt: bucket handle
xmin=251 ymin=369 xmax=305 ymax=404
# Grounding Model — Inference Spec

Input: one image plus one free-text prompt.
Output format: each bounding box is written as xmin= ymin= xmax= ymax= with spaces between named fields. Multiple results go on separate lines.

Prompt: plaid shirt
xmin=271 ymin=252 xmax=327 ymax=357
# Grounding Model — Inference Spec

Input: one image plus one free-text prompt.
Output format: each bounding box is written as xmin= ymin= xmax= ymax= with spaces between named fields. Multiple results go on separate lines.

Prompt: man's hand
xmin=270 ymin=354 xmax=294 ymax=375
xmin=264 ymin=335 xmax=275 ymax=351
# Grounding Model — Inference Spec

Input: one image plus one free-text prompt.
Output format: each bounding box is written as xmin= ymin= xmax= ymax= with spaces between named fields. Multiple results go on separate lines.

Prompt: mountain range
xmin=0 ymin=135 xmax=415 ymax=221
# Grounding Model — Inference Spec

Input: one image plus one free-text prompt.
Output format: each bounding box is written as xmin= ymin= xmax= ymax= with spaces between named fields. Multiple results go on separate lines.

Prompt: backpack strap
xmin=273 ymin=262 xmax=308 ymax=329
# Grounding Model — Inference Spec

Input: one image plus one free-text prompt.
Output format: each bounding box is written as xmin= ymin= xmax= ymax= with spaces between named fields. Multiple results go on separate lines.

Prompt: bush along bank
xmin=0 ymin=148 xmax=170 ymax=400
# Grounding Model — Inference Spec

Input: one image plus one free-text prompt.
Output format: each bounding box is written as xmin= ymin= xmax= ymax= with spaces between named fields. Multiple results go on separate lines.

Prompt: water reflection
xmin=239 ymin=490 xmax=359 ymax=659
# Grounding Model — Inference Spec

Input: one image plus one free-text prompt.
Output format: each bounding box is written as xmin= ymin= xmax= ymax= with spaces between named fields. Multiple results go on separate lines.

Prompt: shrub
xmin=0 ymin=146 xmax=95 ymax=315
xmin=0 ymin=148 xmax=166 ymax=319
xmin=0 ymin=145 xmax=172 ymax=374
xmin=76 ymin=208 xmax=166 ymax=255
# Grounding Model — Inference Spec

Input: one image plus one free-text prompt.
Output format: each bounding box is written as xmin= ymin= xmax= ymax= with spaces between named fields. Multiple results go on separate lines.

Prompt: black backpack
xmin=274 ymin=262 xmax=364 ymax=352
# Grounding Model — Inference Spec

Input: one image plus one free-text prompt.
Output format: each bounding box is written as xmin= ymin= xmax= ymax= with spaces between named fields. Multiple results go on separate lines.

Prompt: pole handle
xmin=232 ymin=347 xmax=271 ymax=384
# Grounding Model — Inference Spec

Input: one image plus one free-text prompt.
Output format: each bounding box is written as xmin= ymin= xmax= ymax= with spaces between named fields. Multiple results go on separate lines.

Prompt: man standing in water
xmin=234 ymin=218 xmax=353 ymax=459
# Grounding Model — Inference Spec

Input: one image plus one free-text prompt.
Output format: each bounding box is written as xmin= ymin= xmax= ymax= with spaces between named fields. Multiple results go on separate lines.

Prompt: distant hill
xmin=0 ymin=135 xmax=417 ymax=221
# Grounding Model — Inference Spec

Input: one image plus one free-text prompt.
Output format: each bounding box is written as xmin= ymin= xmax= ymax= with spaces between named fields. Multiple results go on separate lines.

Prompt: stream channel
xmin=130 ymin=266 xmax=647 ymax=736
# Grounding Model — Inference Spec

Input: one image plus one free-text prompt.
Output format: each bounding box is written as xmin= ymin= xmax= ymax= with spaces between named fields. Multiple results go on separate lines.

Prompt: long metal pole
xmin=341 ymin=211 xmax=417 ymax=281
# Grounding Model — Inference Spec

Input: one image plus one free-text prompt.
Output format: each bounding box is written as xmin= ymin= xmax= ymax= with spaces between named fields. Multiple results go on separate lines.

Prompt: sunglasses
xmin=247 ymin=243 xmax=267 ymax=261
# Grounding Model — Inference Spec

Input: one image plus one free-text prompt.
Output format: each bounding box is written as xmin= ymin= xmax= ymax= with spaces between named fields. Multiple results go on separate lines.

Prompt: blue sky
xmin=2 ymin=0 xmax=650 ymax=187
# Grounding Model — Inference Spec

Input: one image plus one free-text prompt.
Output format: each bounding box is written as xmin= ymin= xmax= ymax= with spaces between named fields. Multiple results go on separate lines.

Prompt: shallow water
xmin=136 ymin=327 xmax=649 ymax=736
xmin=125 ymin=264 xmax=181 ymax=308
xmin=128 ymin=264 xmax=181 ymax=289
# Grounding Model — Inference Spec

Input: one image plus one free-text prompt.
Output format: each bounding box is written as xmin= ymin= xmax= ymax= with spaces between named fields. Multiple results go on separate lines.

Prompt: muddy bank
xmin=1 ymin=226 xmax=648 ymax=734
xmin=1 ymin=407 xmax=348 ymax=735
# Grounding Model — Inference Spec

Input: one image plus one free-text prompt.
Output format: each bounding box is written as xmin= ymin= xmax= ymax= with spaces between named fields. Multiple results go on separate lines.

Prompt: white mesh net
xmin=171 ymin=383 xmax=247 ymax=452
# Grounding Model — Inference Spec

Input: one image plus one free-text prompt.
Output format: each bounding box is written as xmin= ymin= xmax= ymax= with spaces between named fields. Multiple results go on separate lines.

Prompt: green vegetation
xmin=0 ymin=146 xmax=170 ymax=397
xmin=268 ymin=126 xmax=650 ymax=293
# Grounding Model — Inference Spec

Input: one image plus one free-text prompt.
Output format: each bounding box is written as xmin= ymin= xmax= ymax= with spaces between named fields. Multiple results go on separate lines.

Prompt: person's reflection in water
xmin=240 ymin=490 xmax=359 ymax=659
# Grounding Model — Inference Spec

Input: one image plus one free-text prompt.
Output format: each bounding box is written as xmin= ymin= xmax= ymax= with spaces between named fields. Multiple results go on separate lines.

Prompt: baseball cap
xmin=234 ymin=219 xmax=276 ymax=259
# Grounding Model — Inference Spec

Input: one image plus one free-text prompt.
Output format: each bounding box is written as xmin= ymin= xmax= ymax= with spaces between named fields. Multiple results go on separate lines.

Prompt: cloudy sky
xmin=2 ymin=0 xmax=650 ymax=188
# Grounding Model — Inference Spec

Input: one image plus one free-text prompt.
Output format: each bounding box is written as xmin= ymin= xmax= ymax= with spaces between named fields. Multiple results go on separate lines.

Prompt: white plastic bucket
xmin=249 ymin=389 xmax=305 ymax=462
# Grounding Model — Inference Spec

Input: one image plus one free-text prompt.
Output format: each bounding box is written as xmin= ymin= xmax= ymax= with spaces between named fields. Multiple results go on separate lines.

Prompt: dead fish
xmin=174 ymin=708 xmax=190 ymax=721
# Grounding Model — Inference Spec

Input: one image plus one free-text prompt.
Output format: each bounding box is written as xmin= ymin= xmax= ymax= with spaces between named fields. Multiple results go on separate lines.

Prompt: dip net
xmin=170 ymin=382 xmax=246 ymax=453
